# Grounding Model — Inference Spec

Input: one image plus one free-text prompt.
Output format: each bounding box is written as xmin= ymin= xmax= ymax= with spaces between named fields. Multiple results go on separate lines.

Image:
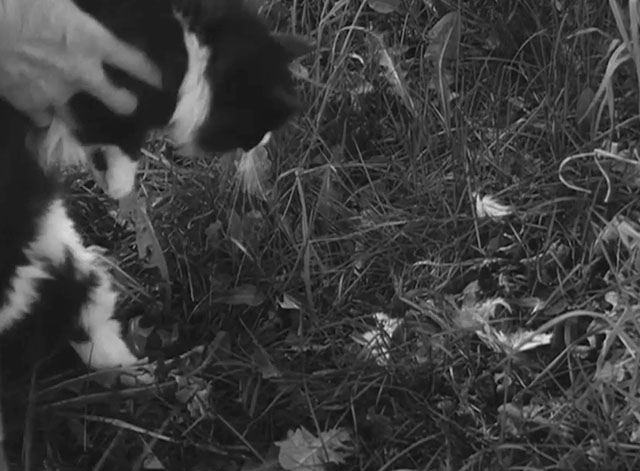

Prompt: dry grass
xmin=7 ymin=0 xmax=640 ymax=469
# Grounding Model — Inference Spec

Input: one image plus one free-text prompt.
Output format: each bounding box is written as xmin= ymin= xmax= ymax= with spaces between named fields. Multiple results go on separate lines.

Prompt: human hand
xmin=0 ymin=0 xmax=162 ymax=126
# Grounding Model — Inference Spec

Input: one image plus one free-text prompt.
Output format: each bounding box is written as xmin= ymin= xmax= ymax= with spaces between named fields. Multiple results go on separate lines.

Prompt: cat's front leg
xmin=68 ymin=261 xmax=140 ymax=369
xmin=32 ymin=198 xmax=141 ymax=369
xmin=31 ymin=121 xmax=140 ymax=201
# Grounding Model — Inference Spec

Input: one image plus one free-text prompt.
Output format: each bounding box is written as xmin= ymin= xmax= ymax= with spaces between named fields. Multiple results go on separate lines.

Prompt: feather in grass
xmin=353 ymin=312 xmax=403 ymax=366
xmin=474 ymin=193 xmax=514 ymax=219
xmin=236 ymin=132 xmax=273 ymax=201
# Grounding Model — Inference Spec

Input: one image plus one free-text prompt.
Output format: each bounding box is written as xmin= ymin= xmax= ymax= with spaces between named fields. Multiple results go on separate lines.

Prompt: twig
xmin=61 ymin=413 xmax=234 ymax=456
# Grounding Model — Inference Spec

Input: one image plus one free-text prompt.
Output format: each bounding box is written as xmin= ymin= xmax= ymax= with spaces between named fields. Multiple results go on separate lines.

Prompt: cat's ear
xmin=272 ymin=33 xmax=314 ymax=61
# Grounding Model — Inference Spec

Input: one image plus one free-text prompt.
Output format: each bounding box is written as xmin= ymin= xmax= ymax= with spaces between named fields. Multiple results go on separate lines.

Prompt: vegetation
xmin=9 ymin=0 xmax=640 ymax=469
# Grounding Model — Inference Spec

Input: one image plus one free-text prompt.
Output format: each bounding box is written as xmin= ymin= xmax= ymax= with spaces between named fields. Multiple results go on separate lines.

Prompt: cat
xmin=33 ymin=0 xmax=313 ymax=199
xmin=0 ymin=99 xmax=138 ymax=374
xmin=1 ymin=0 xmax=311 ymax=376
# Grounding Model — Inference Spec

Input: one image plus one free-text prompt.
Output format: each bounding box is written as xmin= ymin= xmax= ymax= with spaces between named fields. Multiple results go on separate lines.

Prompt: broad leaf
xmin=275 ymin=427 xmax=353 ymax=471
xmin=367 ymin=0 xmax=401 ymax=14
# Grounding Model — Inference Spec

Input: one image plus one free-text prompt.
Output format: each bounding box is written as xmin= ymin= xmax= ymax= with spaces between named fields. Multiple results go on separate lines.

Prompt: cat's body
xmin=36 ymin=0 xmax=311 ymax=199
xmin=0 ymin=99 xmax=137 ymax=372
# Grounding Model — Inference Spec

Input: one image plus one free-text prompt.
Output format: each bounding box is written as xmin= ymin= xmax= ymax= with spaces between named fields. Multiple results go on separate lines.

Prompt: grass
xmin=7 ymin=0 xmax=640 ymax=469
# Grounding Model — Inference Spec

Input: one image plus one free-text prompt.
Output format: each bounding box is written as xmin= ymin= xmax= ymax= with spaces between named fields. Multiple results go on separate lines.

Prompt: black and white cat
xmin=35 ymin=0 xmax=312 ymax=199
xmin=0 ymin=99 xmax=138 ymax=372
xmin=1 ymin=0 xmax=311 ymax=374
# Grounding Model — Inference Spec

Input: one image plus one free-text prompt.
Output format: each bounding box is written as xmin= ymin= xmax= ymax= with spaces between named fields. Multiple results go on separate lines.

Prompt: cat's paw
xmin=89 ymin=146 xmax=138 ymax=200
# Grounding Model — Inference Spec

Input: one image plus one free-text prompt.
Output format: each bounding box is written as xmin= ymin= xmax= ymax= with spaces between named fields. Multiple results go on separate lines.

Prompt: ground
xmin=8 ymin=0 xmax=640 ymax=469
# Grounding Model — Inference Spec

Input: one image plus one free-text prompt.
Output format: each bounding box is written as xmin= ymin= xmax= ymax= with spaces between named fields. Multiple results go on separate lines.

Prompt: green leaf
xmin=375 ymin=34 xmax=417 ymax=117
xmin=214 ymin=284 xmax=266 ymax=307
xmin=118 ymin=192 xmax=171 ymax=300
xmin=367 ymin=0 xmax=401 ymax=14
xmin=425 ymin=11 xmax=461 ymax=61
xmin=275 ymin=426 xmax=353 ymax=471
xmin=205 ymin=220 xmax=223 ymax=250
xmin=251 ymin=348 xmax=281 ymax=379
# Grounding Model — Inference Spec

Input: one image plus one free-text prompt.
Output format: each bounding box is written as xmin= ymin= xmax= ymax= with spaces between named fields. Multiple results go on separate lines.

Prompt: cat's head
xmin=68 ymin=0 xmax=312 ymax=155
xmin=37 ymin=0 xmax=312 ymax=199
xmin=167 ymin=0 xmax=313 ymax=155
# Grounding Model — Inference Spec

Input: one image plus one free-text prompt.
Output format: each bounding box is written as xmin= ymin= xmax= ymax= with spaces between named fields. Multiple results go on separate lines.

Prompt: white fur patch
xmin=28 ymin=199 xmax=87 ymax=266
xmin=0 ymin=199 xmax=80 ymax=332
xmin=168 ymin=28 xmax=211 ymax=147
xmin=0 ymin=263 xmax=49 ymax=333
xmin=88 ymin=145 xmax=138 ymax=199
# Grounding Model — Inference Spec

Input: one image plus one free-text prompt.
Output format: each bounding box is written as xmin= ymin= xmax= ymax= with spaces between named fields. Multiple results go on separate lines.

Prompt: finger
xmin=27 ymin=109 xmax=54 ymax=128
xmin=83 ymin=65 xmax=140 ymax=115
xmin=100 ymin=33 xmax=162 ymax=89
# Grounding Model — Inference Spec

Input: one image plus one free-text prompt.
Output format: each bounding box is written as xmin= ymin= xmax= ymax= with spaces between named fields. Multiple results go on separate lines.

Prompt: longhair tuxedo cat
xmin=36 ymin=0 xmax=312 ymax=199
xmin=0 ymin=99 xmax=138 ymax=372
xmin=0 ymin=99 xmax=146 ymax=471
xmin=1 ymin=0 xmax=310 ymax=374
